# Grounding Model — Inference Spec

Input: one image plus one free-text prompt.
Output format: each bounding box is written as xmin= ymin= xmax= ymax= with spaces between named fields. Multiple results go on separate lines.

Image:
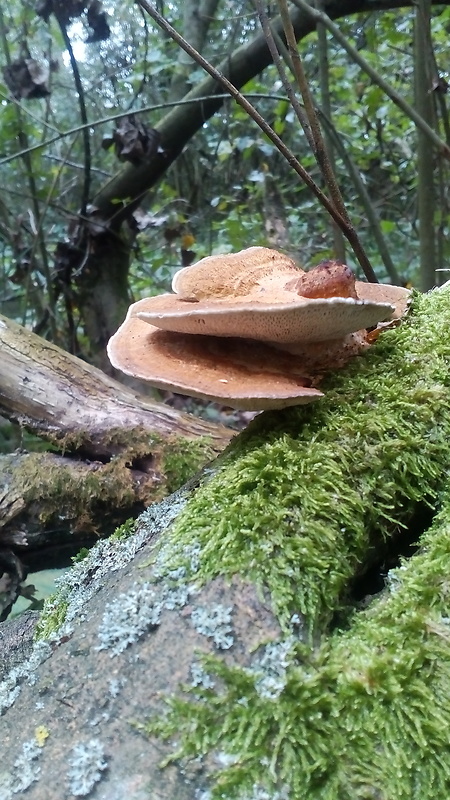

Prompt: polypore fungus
xmin=107 ymin=248 xmax=411 ymax=410
xmin=171 ymin=246 xmax=300 ymax=300
xmin=108 ymin=317 xmax=324 ymax=410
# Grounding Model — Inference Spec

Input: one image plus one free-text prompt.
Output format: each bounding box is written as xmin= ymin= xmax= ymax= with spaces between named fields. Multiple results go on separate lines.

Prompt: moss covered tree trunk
xmin=2 ymin=287 xmax=450 ymax=798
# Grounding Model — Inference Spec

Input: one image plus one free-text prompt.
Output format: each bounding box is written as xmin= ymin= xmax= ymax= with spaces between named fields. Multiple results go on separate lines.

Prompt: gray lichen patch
xmin=0 ymin=739 xmax=43 ymax=798
xmin=0 ymin=491 xmax=188 ymax=732
xmin=66 ymin=739 xmax=108 ymax=797
xmin=96 ymin=578 xmax=195 ymax=657
xmin=190 ymin=604 xmax=234 ymax=650
xmin=33 ymin=490 xmax=188 ymax=642
xmin=0 ymin=640 xmax=52 ymax=716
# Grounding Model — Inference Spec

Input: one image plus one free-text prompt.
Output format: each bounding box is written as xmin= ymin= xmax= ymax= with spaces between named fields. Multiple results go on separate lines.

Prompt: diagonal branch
xmin=53 ymin=10 xmax=92 ymax=216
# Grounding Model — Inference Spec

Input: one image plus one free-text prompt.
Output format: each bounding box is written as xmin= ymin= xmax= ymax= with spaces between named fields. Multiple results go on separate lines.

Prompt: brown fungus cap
xmin=172 ymin=246 xmax=301 ymax=300
xmin=137 ymin=252 xmax=404 ymax=344
xmin=107 ymin=307 xmax=324 ymax=410
xmin=107 ymin=248 xmax=411 ymax=410
xmin=135 ymin=292 xmax=396 ymax=344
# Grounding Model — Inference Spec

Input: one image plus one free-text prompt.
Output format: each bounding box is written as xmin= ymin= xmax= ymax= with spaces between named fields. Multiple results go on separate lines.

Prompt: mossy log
xmin=0 ymin=313 xmax=232 ymax=547
xmin=2 ymin=288 xmax=450 ymax=798
xmin=0 ymin=313 xmax=232 ymax=614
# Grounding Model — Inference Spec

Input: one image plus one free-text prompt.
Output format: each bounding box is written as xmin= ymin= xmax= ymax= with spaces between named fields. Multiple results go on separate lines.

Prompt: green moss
xmin=71 ymin=547 xmax=90 ymax=563
xmin=142 ymin=493 xmax=450 ymax=799
xmin=111 ymin=517 xmax=137 ymax=541
xmin=7 ymin=428 xmax=218 ymax=535
xmin=138 ymin=287 xmax=450 ymax=798
xmin=160 ymin=289 xmax=450 ymax=631
xmin=9 ymin=452 xmax=136 ymax=529
xmin=161 ymin=435 xmax=217 ymax=494
xmin=34 ymin=595 xmax=69 ymax=640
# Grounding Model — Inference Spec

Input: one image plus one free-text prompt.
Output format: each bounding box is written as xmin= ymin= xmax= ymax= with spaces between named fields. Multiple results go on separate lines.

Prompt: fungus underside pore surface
xmin=138 ymin=287 xmax=450 ymax=798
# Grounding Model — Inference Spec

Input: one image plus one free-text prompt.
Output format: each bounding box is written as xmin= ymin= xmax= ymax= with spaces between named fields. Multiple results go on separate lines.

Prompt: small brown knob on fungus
xmin=285 ymin=260 xmax=358 ymax=300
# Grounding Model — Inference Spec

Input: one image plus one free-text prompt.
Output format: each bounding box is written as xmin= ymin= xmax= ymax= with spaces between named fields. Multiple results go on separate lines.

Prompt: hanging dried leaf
xmin=3 ymin=58 xmax=50 ymax=100
xmin=35 ymin=0 xmax=109 ymax=40
xmin=181 ymin=249 xmax=196 ymax=267
xmin=86 ymin=0 xmax=111 ymax=42
xmin=35 ymin=0 xmax=88 ymax=24
xmin=104 ymin=116 xmax=161 ymax=166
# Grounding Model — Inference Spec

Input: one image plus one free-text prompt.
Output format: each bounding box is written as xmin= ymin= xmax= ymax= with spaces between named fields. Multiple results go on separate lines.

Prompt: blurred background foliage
xmin=0 ymin=1 xmax=450 ymax=389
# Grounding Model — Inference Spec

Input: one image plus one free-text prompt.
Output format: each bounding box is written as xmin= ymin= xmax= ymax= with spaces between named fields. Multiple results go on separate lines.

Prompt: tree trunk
xmin=415 ymin=0 xmax=437 ymax=291
xmin=168 ymin=0 xmax=221 ymax=102
xmin=1 ymin=286 xmax=450 ymax=798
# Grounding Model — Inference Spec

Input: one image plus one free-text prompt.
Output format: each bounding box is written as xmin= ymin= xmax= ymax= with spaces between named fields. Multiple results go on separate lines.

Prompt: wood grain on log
xmin=0 ymin=314 xmax=232 ymax=459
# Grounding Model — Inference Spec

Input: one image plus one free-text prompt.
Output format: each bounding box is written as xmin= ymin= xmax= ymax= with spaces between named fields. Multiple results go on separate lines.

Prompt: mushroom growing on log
xmin=108 ymin=248 xmax=411 ymax=410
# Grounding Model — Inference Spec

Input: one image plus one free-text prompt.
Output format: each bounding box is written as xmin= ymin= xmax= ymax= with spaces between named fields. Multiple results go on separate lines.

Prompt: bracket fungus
xmin=108 ymin=247 xmax=411 ymax=410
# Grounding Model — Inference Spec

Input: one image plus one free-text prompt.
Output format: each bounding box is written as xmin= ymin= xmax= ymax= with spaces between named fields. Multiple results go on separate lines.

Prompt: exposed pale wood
xmin=0 ymin=313 xmax=233 ymax=459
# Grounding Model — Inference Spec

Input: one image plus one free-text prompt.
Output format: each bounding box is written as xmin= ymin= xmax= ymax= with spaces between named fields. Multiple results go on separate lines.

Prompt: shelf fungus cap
xmin=136 ymin=253 xmax=405 ymax=344
xmin=172 ymin=246 xmax=301 ymax=300
xmin=107 ymin=305 xmax=324 ymax=410
xmin=107 ymin=250 xmax=411 ymax=410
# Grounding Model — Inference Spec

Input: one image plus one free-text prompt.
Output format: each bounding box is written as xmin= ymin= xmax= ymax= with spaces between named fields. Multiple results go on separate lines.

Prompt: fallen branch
xmin=0 ymin=313 xmax=233 ymax=594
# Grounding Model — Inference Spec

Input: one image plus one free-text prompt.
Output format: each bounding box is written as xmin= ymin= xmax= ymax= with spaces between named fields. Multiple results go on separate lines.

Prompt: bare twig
xmin=0 ymin=5 xmax=57 ymax=336
xmin=135 ymin=0 xmax=382 ymax=280
xmin=292 ymin=0 xmax=450 ymax=159
xmin=254 ymin=0 xmax=314 ymax=149
xmin=278 ymin=0 xmax=348 ymax=218
xmin=255 ymin=0 xmax=376 ymax=280
xmin=134 ymin=0 xmax=348 ymax=230
xmin=319 ymin=111 xmax=401 ymax=284
xmin=0 ymin=94 xmax=289 ymax=166
xmin=315 ymin=0 xmax=346 ymax=260
xmin=53 ymin=10 xmax=91 ymax=216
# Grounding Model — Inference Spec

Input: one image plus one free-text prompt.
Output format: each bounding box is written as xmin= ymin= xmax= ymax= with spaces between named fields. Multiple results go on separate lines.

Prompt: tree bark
xmin=1 ymin=286 xmax=450 ymax=798
xmin=168 ymin=0 xmax=221 ymax=102
xmin=0 ymin=313 xmax=231 ymax=457
xmin=415 ymin=0 xmax=437 ymax=290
